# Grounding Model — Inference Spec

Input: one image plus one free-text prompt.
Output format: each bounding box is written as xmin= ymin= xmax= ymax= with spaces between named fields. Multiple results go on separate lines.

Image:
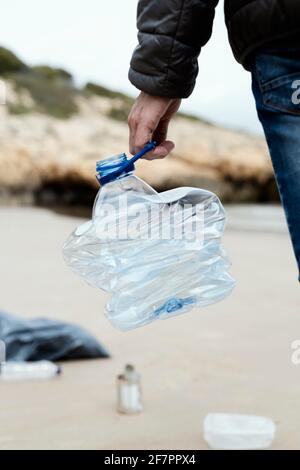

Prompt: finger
xmin=130 ymin=122 xmax=154 ymax=155
xmin=128 ymin=113 xmax=138 ymax=155
xmin=153 ymin=119 xmax=169 ymax=146
xmin=144 ymin=140 xmax=175 ymax=160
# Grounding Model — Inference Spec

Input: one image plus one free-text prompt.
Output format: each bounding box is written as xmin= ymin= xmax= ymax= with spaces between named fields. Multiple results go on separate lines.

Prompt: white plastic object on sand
xmin=203 ymin=413 xmax=276 ymax=450
xmin=0 ymin=361 xmax=61 ymax=381
xmin=117 ymin=364 xmax=142 ymax=414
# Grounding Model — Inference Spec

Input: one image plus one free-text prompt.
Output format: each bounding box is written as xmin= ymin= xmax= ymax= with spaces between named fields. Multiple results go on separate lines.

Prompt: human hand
xmin=128 ymin=92 xmax=181 ymax=159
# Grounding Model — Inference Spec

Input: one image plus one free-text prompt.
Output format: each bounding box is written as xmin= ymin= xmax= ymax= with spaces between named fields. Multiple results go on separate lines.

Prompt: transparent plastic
xmin=63 ymin=154 xmax=235 ymax=331
xmin=203 ymin=413 xmax=276 ymax=450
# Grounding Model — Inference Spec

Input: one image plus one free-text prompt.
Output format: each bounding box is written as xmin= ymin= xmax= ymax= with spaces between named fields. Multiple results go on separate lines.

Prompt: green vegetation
xmin=7 ymin=102 xmax=30 ymax=115
xmin=12 ymin=72 xmax=78 ymax=118
xmin=0 ymin=47 xmax=78 ymax=118
xmin=177 ymin=111 xmax=211 ymax=125
xmin=0 ymin=47 xmax=27 ymax=75
xmin=85 ymin=82 xmax=134 ymax=122
xmin=32 ymin=65 xmax=73 ymax=82
xmin=84 ymin=82 xmax=134 ymax=105
xmin=107 ymin=105 xmax=130 ymax=122
xmin=1 ymin=46 xmax=210 ymax=124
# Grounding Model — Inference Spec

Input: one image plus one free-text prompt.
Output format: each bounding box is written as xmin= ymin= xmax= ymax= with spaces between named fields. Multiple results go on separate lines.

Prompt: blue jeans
xmin=251 ymin=51 xmax=300 ymax=280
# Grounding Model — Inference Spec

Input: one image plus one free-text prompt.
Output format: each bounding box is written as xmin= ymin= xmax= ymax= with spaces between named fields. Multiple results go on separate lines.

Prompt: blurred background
xmin=0 ymin=0 xmax=299 ymax=451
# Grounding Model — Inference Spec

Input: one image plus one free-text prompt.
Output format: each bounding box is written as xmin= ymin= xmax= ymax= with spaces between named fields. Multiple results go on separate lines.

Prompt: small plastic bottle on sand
xmin=117 ymin=364 xmax=142 ymax=414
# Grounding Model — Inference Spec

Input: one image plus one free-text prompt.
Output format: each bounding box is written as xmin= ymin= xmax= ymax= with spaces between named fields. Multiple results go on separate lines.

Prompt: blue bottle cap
xmin=96 ymin=153 xmax=134 ymax=185
xmin=96 ymin=142 xmax=156 ymax=185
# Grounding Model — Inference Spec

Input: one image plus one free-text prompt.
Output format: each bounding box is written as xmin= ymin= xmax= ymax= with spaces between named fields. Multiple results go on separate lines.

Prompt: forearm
xmin=129 ymin=0 xmax=219 ymax=99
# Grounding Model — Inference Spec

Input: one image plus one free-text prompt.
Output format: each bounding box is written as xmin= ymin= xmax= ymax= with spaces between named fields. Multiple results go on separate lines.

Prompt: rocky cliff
xmin=0 ymin=47 xmax=277 ymax=207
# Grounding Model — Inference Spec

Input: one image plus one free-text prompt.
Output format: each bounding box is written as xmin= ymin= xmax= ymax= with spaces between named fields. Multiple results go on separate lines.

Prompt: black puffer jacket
xmin=129 ymin=0 xmax=300 ymax=98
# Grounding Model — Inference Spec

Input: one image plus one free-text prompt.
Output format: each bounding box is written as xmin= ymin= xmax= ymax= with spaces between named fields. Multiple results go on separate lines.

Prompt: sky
xmin=1 ymin=0 xmax=262 ymax=134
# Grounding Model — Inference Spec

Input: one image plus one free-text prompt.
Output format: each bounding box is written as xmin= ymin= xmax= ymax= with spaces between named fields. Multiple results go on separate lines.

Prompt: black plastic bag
xmin=0 ymin=312 xmax=109 ymax=361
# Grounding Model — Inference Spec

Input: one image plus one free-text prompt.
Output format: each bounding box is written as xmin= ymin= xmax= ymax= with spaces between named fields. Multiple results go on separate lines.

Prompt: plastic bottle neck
xmin=96 ymin=142 xmax=156 ymax=186
xmin=96 ymin=154 xmax=135 ymax=186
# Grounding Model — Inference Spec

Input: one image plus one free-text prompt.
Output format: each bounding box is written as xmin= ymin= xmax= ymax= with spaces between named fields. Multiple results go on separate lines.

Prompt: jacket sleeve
xmin=129 ymin=0 xmax=219 ymax=99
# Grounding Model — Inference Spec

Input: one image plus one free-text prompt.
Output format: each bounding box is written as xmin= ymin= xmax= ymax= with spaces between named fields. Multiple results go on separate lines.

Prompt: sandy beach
xmin=0 ymin=205 xmax=299 ymax=450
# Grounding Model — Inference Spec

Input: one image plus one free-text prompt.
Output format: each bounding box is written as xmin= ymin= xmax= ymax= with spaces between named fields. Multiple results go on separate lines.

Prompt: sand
xmin=0 ymin=205 xmax=299 ymax=450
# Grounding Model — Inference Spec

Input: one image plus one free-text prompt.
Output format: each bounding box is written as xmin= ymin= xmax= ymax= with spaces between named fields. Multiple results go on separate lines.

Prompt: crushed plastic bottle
xmin=63 ymin=143 xmax=235 ymax=331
